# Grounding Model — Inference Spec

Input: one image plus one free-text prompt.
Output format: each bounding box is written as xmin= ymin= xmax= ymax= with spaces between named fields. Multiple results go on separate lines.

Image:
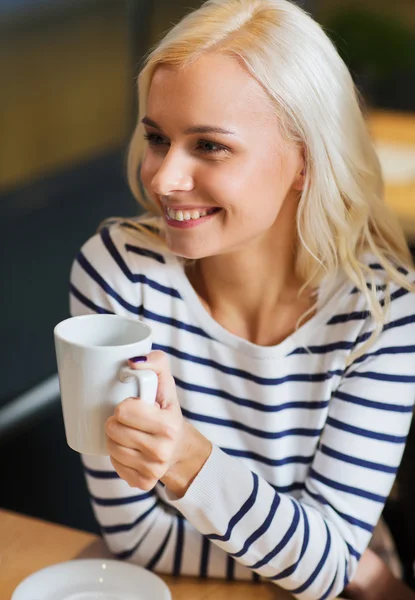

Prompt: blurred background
xmin=1 ymin=0 xmax=414 ymax=587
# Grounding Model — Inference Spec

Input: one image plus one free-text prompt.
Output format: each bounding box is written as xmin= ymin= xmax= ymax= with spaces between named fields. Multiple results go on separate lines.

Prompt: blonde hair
xmin=119 ymin=0 xmax=414 ymax=361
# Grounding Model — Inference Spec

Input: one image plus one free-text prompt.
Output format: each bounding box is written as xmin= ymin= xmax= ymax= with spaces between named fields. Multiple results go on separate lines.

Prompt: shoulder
xmin=70 ymin=222 xmax=179 ymax=317
xmin=74 ymin=222 xmax=175 ymax=282
xmin=343 ymin=254 xmax=415 ymax=366
xmin=360 ymin=254 xmax=415 ymax=323
xmin=317 ymin=254 xmax=415 ymax=356
xmin=324 ymin=253 xmax=415 ymax=321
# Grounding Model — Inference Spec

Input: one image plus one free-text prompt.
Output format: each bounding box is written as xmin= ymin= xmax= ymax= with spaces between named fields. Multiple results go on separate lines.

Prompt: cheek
xmin=210 ymin=161 xmax=282 ymax=221
xmin=140 ymin=153 xmax=159 ymax=191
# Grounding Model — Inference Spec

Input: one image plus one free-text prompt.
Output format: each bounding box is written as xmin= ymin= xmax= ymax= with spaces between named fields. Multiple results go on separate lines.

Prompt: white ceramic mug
xmin=54 ymin=314 xmax=158 ymax=456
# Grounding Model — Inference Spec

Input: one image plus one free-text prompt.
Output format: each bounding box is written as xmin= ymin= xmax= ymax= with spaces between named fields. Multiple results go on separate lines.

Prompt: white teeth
xmin=166 ymin=207 xmax=217 ymax=221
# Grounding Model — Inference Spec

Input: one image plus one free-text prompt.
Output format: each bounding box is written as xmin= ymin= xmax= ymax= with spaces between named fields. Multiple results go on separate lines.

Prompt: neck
xmin=186 ymin=202 xmax=315 ymax=345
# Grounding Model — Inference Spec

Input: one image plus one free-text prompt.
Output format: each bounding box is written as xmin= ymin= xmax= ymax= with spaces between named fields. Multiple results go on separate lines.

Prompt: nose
xmin=150 ymin=148 xmax=194 ymax=197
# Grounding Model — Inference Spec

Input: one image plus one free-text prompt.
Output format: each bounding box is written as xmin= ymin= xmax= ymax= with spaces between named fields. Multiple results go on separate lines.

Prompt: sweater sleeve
xmin=70 ymin=226 xmax=253 ymax=578
xmin=166 ymin=291 xmax=415 ymax=599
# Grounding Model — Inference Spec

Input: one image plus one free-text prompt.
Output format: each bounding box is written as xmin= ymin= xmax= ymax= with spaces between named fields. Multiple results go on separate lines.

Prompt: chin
xmin=165 ymin=237 xmax=216 ymax=261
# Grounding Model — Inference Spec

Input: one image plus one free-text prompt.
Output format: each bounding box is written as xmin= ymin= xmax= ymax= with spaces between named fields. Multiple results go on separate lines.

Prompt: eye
xmin=197 ymin=140 xmax=228 ymax=154
xmin=143 ymin=132 xmax=168 ymax=146
xmin=143 ymin=132 xmax=228 ymax=156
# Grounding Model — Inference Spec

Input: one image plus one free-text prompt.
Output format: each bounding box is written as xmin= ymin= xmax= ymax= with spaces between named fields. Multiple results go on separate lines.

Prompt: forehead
xmin=146 ymin=53 xmax=276 ymax=129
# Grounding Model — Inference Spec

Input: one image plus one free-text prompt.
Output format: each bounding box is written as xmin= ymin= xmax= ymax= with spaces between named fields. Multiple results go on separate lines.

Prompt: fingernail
xmin=130 ymin=356 xmax=147 ymax=363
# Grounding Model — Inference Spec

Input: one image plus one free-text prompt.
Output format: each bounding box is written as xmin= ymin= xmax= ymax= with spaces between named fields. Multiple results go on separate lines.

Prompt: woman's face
xmin=140 ymin=52 xmax=304 ymax=260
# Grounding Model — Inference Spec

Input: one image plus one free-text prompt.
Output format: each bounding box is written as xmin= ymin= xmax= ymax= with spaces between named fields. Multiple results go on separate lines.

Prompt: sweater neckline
xmin=164 ymin=252 xmax=351 ymax=360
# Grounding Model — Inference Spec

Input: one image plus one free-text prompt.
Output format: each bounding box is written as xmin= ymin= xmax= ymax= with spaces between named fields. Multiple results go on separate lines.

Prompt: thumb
xmin=128 ymin=350 xmax=178 ymax=409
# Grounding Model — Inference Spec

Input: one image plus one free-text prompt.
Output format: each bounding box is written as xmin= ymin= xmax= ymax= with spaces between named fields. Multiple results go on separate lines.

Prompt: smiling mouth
xmin=165 ymin=206 xmax=221 ymax=222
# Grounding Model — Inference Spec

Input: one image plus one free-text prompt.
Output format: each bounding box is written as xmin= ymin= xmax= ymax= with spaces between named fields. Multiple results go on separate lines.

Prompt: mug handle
xmin=118 ymin=367 xmax=158 ymax=405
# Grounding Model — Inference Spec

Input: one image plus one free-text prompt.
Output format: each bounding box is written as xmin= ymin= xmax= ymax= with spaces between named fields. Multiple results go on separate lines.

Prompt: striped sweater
xmin=70 ymin=224 xmax=415 ymax=600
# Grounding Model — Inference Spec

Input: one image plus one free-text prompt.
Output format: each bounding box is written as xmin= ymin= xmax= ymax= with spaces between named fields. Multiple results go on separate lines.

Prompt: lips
xmin=163 ymin=206 xmax=222 ymax=229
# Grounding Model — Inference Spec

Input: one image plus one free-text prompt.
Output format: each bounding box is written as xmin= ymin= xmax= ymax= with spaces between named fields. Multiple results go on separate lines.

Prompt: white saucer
xmin=12 ymin=558 xmax=172 ymax=600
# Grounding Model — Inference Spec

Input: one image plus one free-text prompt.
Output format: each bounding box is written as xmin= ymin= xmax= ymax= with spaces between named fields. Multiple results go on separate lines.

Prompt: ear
xmin=292 ymin=148 xmax=306 ymax=192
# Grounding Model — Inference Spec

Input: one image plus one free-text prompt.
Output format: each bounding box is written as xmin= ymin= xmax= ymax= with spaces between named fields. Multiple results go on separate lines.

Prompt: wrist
xmin=162 ymin=422 xmax=212 ymax=498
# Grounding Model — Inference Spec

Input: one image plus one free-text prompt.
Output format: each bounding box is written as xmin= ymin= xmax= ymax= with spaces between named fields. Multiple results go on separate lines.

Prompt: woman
xmin=70 ymin=1 xmax=415 ymax=598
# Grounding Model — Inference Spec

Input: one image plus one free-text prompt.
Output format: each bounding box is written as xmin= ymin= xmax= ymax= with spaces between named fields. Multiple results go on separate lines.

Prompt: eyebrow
xmin=141 ymin=116 xmax=236 ymax=136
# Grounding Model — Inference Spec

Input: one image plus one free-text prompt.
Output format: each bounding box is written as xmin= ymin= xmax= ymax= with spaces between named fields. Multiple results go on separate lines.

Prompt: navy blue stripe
xmin=157 ymin=342 xmax=343 ymax=387
xmin=327 ymin=416 xmax=407 ymax=443
xmin=125 ymin=243 xmax=166 ymax=264
xmin=182 ymin=408 xmax=323 ymax=440
xmin=289 ymin=521 xmax=332 ymax=595
xmin=226 ymin=556 xmax=235 ymax=580
xmin=319 ymin=571 xmax=337 ymax=600
xmin=270 ymin=481 xmax=305 ymax=494
xmin=351 ymin=284 xmax=387 ymax=294
xmin=343 ymin=558 xmax=350 ymax=589
xmin=70 ymin=283 xmax=113 ymax=314
xmin=298 ymin=505 xmax=310 ymax=561
xmin=383 ymin=314 xmax=415 ymax=332
xmin=173 ymin=516 xmax=185 ymax=576
xmin=153 ymin=344 xmax=344 ymax=390
xmin=249 ymin=500 xmax=300 ymax=570
xmin=146 ymin=522 xmax=173 ymax=570
xmin=355 ymin=315 xmax=415 ymax=350
xmin=73 ymin=269 xmax=211 ymax=338
xmin=320 ymin=444 xmax=398 ymax=474
xmin=90 ymin=490 xmax=153 ymax=506
xmin=83 ymin=466 xmax=120 ymax=479
xmin=328 ymin=310 xmax=370 ymax=325
xmin=270 ymin=503 xmax=310 ymax=581
xmin=354 ymin=344 xmax=415 ymax=364
xmin=231 ymin=492 xmax=281 ymax=559
xmin=102 ymin=501 xmax=158 ymax=534
xmin=303 ymin=484 xmax=373 ymax=533
xmin=334 ymin=389 xmax=413 ymax=413
xmin=101 ymin=227 xmax=135 ymax=281
xmin=145 ymin=312 xmax=212 ymax=339
xmin=289 ymin=341 xmax=354 ymax=355
xmin=309 ymin=467 xmax=386 ymax=503
xmin=77 ymin=252 xmax=141 ymax=315
xmin=368 ymin=262 xmax=409 ymax=275
xmin=207 ymin=472 xmax=259 ymax=541
xmin=346 ymin=370 xmax=415 ymax=383
xmin=100 ymin=228 xmax=181 ymax=298
xmin=155 ymin=342 xmax=343 ymax=386
xmin=174 ymin=373 xmax=330 ymax=413
xmin=114 ymin=518 xmax=157 ymax=560
xmin=347 ymin=542 xmax=361 ymax=561
xmin=136 ymin=275 xmax=181 ymax=298
xmin=328 ymin=286 xmax=410 ymax=325
xmin=200 ymin=537 xmax=210 ymax=578
xmin=222 ymin=447 xmax=313 ymax=467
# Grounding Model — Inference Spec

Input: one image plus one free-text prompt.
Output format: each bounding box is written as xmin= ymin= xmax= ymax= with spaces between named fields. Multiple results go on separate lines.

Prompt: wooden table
xmin=368 ymin=110 xmax=415 ymax=241
xmin=0 ymin=509 xmax=293 ymax=600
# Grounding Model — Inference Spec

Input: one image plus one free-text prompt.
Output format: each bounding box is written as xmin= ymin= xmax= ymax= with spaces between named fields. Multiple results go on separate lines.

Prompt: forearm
xmin=83 ymin=454 xmax=250 ymax=578
xmin=166 ymin=444 xmax=353 ymax=599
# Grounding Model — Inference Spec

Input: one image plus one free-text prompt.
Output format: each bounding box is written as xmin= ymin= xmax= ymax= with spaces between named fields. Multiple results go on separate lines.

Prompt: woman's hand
xmin=105 ymin=350 xmax=212 ymax=497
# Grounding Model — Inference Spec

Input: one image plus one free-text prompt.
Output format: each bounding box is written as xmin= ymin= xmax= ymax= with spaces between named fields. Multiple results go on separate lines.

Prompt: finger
xmin=108 ymin=440 xmax=166 ymax=481
xmin=110 ymin=455 xmax=158 ymax=492
xmin=113 ymin=397 xmax=167 ymax=434
xmin=128 ymin=350 xmax=177 ymax=409
xmin=107 ymin=437 xmax=140 ymax=469
xmin=106 ymin=416 xmax=171 ymax=462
